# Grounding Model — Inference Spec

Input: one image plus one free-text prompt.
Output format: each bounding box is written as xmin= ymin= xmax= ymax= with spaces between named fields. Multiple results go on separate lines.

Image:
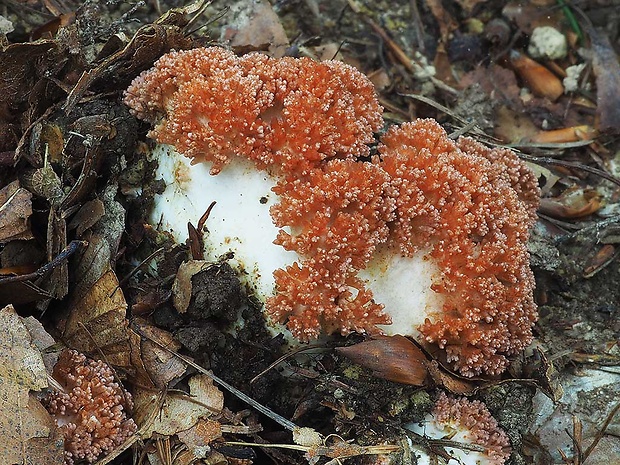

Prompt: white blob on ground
xmin=528 ymin=26 xmax=567 ymax=60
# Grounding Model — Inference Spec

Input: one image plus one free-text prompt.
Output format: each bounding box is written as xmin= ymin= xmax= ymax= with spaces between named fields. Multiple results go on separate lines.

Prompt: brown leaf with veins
xmin=0 ymin=180 xmax=34 ymax=243
xmin=134 ymin=374 xmax=224 ymax=438
xmin=129 ymin=318 xmax=187 ymax=389
xmin=62 ymin=266 xmax=132 ymax=371
xmin=0 ymin=305 xmax=64 ymax=464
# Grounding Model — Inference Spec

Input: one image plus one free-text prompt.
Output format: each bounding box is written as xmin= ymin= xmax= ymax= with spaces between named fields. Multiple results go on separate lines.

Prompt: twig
xmin=118 ymin=247 xmax=165 ymax=287
xmin=0 ymin=240 xmax=87 ymax=285
xmin=518 ymin=154 xmax=620 ymax=187
xmin=250 ymin=344 xmax=327 ymax=385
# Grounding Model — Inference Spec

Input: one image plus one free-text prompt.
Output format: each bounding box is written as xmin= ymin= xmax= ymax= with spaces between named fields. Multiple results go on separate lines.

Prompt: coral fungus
xmin=124 ymin=46 xmax=539 ymax=376
xmin=124 ymin=47 xmax=383 ymax=176
xmin=408 ymin=392 xmax=511 ymax=465
xmin=377 ymin=120 xmax=539 ymax=375
xmin=44 ymin=350 xmax=137 ymax=464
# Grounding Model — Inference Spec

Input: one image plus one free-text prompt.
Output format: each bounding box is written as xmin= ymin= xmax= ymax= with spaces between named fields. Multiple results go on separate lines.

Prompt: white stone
xmin=528 ymin=26 xmax=567 ymax=60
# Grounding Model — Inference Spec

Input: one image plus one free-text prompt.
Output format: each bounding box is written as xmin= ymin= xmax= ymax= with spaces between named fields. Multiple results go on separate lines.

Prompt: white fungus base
xmin=151 ymin=145 xmax=445 ymax=337
xmin=150 ymin=144 xmax=297 ymax=301
xmin=358 ymin=248 xmax=445 ymax=338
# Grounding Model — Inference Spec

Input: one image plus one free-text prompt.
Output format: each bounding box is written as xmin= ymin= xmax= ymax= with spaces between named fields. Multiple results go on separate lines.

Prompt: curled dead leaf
xmin=172 ymin=260 xmax=210 ymax=313
xmin=529 ymin=125 xmax=597 ymax=144
xmin=583 ymin=244 xmax=618 ymax=278
xmin=63 ymin=266 xmax=132 ymax=370
xmin=336 ymin=335 xmax=428 ymax=386
xmin=539 ymin=188 xmax=602 ymax=219
xmin=134 ymin=374 xmax=224 ymax=438
xmin=129 ymin=318 xmax=187 ymax=389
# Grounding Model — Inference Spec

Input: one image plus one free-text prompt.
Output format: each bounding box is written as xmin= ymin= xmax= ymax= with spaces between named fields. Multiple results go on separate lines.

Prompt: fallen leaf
xmin=494 ymin=105 xmax=539 ymax=143
xmin=539 ymin=188 xmax=602 ymax=219
xmin=172 ymin=260 xmax=209 ymax=313
xmin=0 ymin=305 xmax=64 ymax=464
xmin=67 ymin=198 xmax=105 ymax=236
xmin=63 ymin=266 xmax=132 ymax=370
xmin=424 ymin=360 xmax=477 ymax=396
xmin=0 ymin=180 xmax=34 ymax=243
xmin=129 ymin=318 xmax=187 ymax=389
xmin=509 ymin=50 xmax=563 ymax=101
xmin=528 ymin=125 xmax=597 ymax=144
xmin=337 ymin=335 xmax=428 ymax=386
xmin=177 ymin=418 xmax=223 ymax=455
xmin=220 ymin=0 xmax=289 ymax=57
xmin=134 ymin=374 xmax=224 ymax=438
xmin=43 ymin=207 xmax=68 ymax=299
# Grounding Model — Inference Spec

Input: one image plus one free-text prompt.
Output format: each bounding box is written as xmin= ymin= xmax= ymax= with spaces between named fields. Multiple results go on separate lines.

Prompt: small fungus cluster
xmin=43 ymin=350 xmax=137 ymax=464
xmin=124 ymin=47 xmax=540 ymax=376
xmin=408 ymin=392 xmax=511 ymax=465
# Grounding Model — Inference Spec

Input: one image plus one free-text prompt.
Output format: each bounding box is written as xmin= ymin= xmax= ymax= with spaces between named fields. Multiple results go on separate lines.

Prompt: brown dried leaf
xmin=583 ymin=244 xmax=617 ymax=278
xmin=0 ymin=180 xmax=34 ymax=243
xmin=337 ymin=335 xmax=428 ymax=386
xmin=129 ymin=318 xmax=187 ymax=389
xmin=494 ymin=105 xmax=539 ymax=143
xmin=26 ymin=165 xmax=64 ymax=206
xmin=134 ymin=374 xmax=224 ymax=438
xmin=172 ymin=259 xmax=210 ymax=313
xmin=539 ymin=188 xmax=602 ymax=219
xmin=220 ymin=0 xmax=289 ymax=57
xmin=43 ymin=207 xmax=68 ymax=299
xmin=59 ymin=144 xmax=102 ymax=212
xmin=63 ymin=266 xmax=132 ymax=370
xmin=424 ymin=360 xmax=477 ymax=396
xmin=529 ymin=125 xmax=597 ymax=144
xmin=177 ymin=419 xmax=223 ymax=452
xmin=68 ymin=198 xmax=105 ymax=236
xmin=509 ymin=50 xmax=563 ymax=101
xmin=70 ymin=231 xmax=121 ymax=305
xmin=0 ymin=305 xmax=64 ymax=464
